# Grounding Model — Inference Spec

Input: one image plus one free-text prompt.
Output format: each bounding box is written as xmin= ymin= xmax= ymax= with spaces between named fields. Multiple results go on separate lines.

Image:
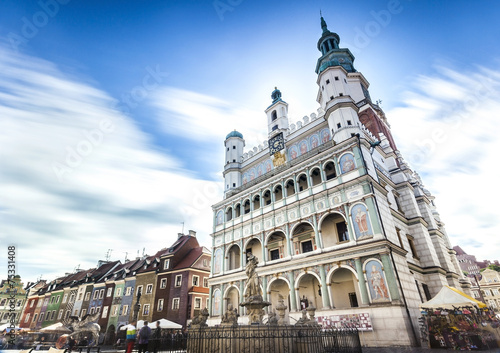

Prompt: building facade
xmin=471 ymin=269 xmax=500 ymax=315
xmin=208 ymin=17 xmax=469 ymax=347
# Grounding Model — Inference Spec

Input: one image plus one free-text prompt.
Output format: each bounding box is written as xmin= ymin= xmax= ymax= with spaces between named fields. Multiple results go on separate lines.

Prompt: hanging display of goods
xmin=455 ymin=310 xmax=462 ymax=315
xmin=463 ymin=309 xmax=471 ymax=314
xmin=434 ymin=310 xmax=441 ymax=315
xmin=420 ymin=310 xmax=428 ymax=315
xmin=441 ymin=310 xmax=449 ymax=316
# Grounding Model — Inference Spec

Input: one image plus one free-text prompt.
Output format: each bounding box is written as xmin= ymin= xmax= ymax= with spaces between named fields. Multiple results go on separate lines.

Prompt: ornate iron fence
xmin=178 ymin=325 xmax=361 ymax=353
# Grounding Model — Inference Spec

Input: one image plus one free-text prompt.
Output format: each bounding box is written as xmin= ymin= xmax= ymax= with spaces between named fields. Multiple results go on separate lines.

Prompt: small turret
xmin=223 ymin=130 xmax=245 ymax=197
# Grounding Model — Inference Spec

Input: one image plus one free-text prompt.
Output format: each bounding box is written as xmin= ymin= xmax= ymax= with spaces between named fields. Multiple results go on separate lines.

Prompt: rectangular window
xmin=69 ymin=293 xmax=75 ymax=302
xmin=50 ymin=296 xmax=55 ymax=304
xmin=336 ymin=222 xmax=349 ymax=242
xmin=65 ymin=311 xmax=71 ymax=319
xmin=326 ymin=79 xmax=330 ymax=84
xmin=158 ymin=299 xmax=164 ymax=312
xmin=415 ymin=280 xmax=423 ymax=303
xmin=422 ymin=283 xmax=432 ymax=301
xmin=33 ymin=313 xmax=38 ymax=323
xmin=96 ymin=307 xmax=101 ymax=313
xmin=107 ymin=288 xmax=112 ymax=297
xmin=407 ymin=235 xmax=419 ymax=259
xmin=206 ymin=298 xmax=209 ymax=309
xmin=38 ymin=313 xmax=44 ymax=322
xmin=125 ymin=287 xmax=132 ymax=296
xmin=24 ymin=313 xmax=30 ymax=323
xmin=137 ymin=286 xmax=143 ymax=296
xmin=301 ymin=240 xmax=313 ymax=253
xmin=335 ymin=76 xmax=339 ymax=81
xmin=203 ymin=277 xmax=208 ymax=288
xmin=164 ymin=259 xmax=170 ymax=270
xmin=51 ymin=310 xmax=56 ymax=320
xmin=175 ymin=275 xmax=182 ymax=287
xmin=493 ymin=289 xmax=499 ymax=296
xmin=85 ymin=292 xmax=91 ymax=301
xmin=192 ymin=276 xmax=199 ymax=287
xmin=336 ymin=123 xmax=341 ymax=129
xmin=55 ymin=296 xmax=60 ymax=303
xmin=160 ymin=278 xmax=167 ymax=289
xmin=146 ymin=284 xmax=153 ymax=294
xmin=194 ymin=298 xmax=201 ymax=309
xmin=58 ymin=310 xmax=63 ymax=320
xmin=395 ymin=228 xmax=404 ymax=249
xmin=30 ymin=300 xmax=35 ymax=308
xmin=172 ymin=298 xmax=180 ymax=310
xmin=270 ymin=249 xmax=280 ymax=261
xmin=347 ymin=120 xmax=352 ymax=125
xmin=472 ymin=291 xmax=479 ymax=298
xmin=122 ymin=305 xmax=128 ymax=315
xmin=74 ymin=309 xmax=78 ymax=316
xmin=102 ymin=306 xmax=108 ymax=318
xmin=143 ymin=304 xmax=150 ymax=315
xmin=99 ymin=289 xmax=104 ymax=299
xmin=44 ymin=298 xmax=49 ymax=305
xmin=89 ymin=307 xmax=95 ymax=315
xmin=115 ymin=288 xmax=122 ymax=297
xmin=111 ymin=305 xmax=119 ymax=316
xmin=78 ymin=293 xmax=83 ymax=301
xmin=93 ymin=291 xmax=99 ymax=300
xmin=81 ymin=309 xmax=87 ymax=317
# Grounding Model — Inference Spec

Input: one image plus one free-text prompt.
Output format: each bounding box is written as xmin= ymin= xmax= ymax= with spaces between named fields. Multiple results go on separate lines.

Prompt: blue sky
xmin=1 ymin=0 xmax=499 ymax=282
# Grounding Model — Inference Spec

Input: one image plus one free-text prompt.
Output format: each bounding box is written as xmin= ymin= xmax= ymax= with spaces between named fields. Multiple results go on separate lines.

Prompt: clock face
xmin=269 ymin=132 xmax=284 ymax=155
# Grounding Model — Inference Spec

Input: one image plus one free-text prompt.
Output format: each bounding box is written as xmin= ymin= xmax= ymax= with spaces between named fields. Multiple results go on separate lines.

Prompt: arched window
xmin=243 ymin=200 xmax=251 ymax=214
xmin=253 ymin=195 xmax=260 ymax=210
xmin=297 ymin=174 xmax=308 ymax=192
xmin=285 ymin=179 xmax=295 ymax=196
xmin=274 ymin=185 xmax=283 ymax=201
xmin=310 ymin=168 xmax=322 ymax=186
xmin=226 ymin=207 xmax=233 ymax=222
xmin=324 ymin=161 xmax=336 ymax=180
xmin=263 ymin=190 xmax=272 ymax=205
xmin=271 ymin=110 xmax=277 ymax=121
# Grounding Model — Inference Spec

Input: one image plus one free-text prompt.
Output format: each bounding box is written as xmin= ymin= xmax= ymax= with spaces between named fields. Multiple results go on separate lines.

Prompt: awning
xmin=420 ymin=285 xmax=487 ymax=310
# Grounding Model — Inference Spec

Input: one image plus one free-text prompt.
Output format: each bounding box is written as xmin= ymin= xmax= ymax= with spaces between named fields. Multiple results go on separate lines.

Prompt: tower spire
xmin=320 ymin=14 xmax=329 ymax=34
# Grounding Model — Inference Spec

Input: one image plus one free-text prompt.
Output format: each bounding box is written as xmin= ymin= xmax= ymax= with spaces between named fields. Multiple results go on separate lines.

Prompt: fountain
xmin=188 ymin=254 xmax=361 ymax=353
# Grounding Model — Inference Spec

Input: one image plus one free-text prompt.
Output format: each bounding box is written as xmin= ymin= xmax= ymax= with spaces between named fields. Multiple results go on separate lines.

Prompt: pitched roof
xmin=174 ymin=247 xmax=205 ymax=270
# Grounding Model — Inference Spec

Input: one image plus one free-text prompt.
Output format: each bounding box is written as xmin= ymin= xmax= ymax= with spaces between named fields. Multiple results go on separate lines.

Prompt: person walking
xmin=125 ymin=321 xmax=137 ymax=353
xmin=152 ymin=321 xmax=162 ymax=353
xmin=137 ymin=321 xmax=152 ymax=353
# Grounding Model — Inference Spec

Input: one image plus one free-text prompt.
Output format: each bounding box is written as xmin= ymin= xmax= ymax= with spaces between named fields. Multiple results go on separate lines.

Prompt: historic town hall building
xmin=207 ymin=17 xmax=469 ymax=346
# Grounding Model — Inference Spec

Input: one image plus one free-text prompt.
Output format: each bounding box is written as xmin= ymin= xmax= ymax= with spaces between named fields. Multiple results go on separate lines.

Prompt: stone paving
xmin=362 ymin=347 xmax=500 ymax=353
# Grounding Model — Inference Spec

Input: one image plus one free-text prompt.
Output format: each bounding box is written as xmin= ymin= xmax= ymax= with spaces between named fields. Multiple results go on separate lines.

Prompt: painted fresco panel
xmin=365 ymin=260 xmax=390 ymax=303
xmin=351 ymin=204 xmax=373 ymax=239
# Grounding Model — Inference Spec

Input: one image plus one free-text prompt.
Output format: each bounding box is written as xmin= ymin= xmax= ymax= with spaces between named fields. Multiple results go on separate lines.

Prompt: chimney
xmin=189 ymin=230 xmax=197 ymax=237
xmin=178 ymin=233 xmax=183 ymax=239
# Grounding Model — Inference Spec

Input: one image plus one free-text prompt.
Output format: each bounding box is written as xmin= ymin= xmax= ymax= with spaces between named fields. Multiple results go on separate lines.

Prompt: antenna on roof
xmin=105 ymin=249 xmax=113 ymax=261
xmin=142 ymin=248 xmax=145 ymax=257
xmin=181 ymin=221 xmax=185 ymax=234
xmin=124 ymin=252 xmax=129 ymax=262
xmin=74 ymin=264 xmax=80 ymax=272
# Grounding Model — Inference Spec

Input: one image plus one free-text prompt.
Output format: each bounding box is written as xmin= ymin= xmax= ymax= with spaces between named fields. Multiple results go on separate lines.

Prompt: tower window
xmin=335 ymin=76 xmax=339 ymax=81
xmin=322 ymin=86 xmax=324 ymax=91
xmin=233 ymin=146 xmax=236 ymax=149
xmin=337 ymin=123 xmax=341 ymax=129
xmin=233 ymin=159 xmax=236 ymax=162
xmin=271 ymin=110 xmax=277 ymax=121
xmin=233 ymin=183 xmax=236 ymax=187
xmin=272 ymin=125 xmax=278 ymax=131
xmin=347 ymin=120 xmax=352 ymax=125
xmin=227 ymin=147 xmax=229 ymax=151
xmin=330 ymin=96 xmax=334 ymax=100
xmin=339 ymin=93 xmax=343 ymax=96
xmin=326 ymin=79 xmax=330 ymax=84
xmin=344 ymin=78 xmax=347 ymax=83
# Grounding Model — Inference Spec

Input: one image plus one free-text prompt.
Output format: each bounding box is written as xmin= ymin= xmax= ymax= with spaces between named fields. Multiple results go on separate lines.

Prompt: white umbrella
xmin=40 ymin=322 xmax=72 ymax=333
xmin=150 ymin=318 xmax=182 ymax=329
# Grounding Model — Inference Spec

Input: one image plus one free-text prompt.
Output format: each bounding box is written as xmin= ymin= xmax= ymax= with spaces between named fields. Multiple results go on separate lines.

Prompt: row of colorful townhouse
xmin=13 ymin=231 xmax=210 ymax=343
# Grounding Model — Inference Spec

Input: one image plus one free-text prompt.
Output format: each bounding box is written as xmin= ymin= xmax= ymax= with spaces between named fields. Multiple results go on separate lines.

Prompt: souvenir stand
xmin=420 ymin=286 xmax=500 ymax=350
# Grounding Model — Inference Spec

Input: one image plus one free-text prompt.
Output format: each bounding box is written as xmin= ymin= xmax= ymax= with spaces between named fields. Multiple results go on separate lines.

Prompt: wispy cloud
xmin=388 ymin=64 xmax=500 ymax=261
xmin=0 ymin=45 xmax=220 ymax=281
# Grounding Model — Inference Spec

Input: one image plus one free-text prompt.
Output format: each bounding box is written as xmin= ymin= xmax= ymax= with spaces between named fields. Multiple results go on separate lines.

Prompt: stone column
xmin=354 ymin=258 xmax=369 ymax=305
xmin=365 ymin=197 xmax=382 ymax=235
xmin=381 ymin=253 xmax=401 ymax=301
xmin=239 ymin=280 xmax=245 ymax=316
xmin=208 ymin=286 xmax=213 ymax=316
xmin=262 ymin=276 xmax=268 ymax=312
xmin=285 ymin=227 xmax=293 ymax=258
xmin=312 ymin=215 xmax=323 ymax=249
xmin=344 ymin=204 xmax=356 ymax=241
xmin=319 ymin=265 xmax=331 ymax=309
xmin=288 ymin=271 xmax=297 ymax=311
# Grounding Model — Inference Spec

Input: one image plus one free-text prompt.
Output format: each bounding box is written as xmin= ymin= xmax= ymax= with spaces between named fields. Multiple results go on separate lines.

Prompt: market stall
xmin=420 ymin=286 xmax=500 ymax=350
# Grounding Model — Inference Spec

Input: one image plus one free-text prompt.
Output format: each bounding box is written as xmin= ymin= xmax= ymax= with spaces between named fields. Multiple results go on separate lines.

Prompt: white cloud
xmin=0 ymin=45 xmax=220 ymax=282
xmin=150 ymin=87 xmax=271 ymax=152
xmin=388 ymin=64 xmax=500 ymax=261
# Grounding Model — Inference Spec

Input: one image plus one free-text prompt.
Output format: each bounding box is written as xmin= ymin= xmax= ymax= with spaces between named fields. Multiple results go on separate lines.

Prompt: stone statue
xmin=191 ymin=308 xmax=209 ymax=327
xmin=245 ymin=254 xmax=261 ymax=301
xmin=295 ymin=309 xmax=311 ymax=326
xmin=221 ymin=304 xmax=239 ymax=326
xmin=65 ymin=312 xmax=101 ymax=345
xmin=267 ymin=310 xmax=278 ymax=326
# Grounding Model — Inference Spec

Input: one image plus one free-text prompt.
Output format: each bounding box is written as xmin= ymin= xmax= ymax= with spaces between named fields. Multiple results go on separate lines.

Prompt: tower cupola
xmin=315 ymin=17 xmax=355 ymax=74
xmin=223 ymin=130 xmax=245 ymax=198
xmin=265 ymin=87 xmax=289 ymax=138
